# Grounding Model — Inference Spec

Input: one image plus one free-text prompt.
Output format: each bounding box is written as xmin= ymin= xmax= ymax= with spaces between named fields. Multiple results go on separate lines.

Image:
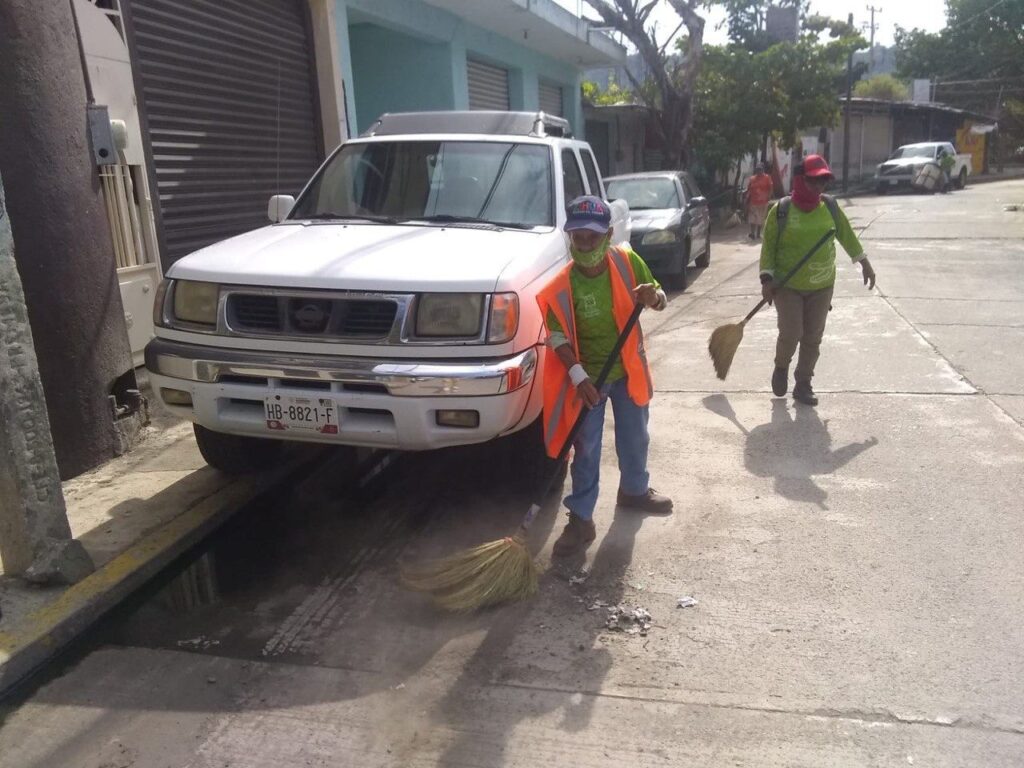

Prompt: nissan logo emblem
xmin=294 ymin=303 xmax=327 ymax=329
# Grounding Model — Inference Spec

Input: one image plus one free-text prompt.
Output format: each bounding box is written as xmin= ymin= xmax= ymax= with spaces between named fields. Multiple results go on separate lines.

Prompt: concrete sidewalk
xmin=0 ymin=409 xmax=315 ymax=697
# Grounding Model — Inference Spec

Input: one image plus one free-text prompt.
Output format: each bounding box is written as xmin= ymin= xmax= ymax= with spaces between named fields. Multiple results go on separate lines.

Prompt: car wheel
xmin=665 ymin=239 xmax=689 ymax=290
xmin=694 ymin=229 xmax=711 ymax=268
xmin=193 ymin=424 xmax=284 ymax=474
xmin=875 ymin=184 xmax=888 ymax=195
xmin=956 ymin=168 xmax=967 ymax=190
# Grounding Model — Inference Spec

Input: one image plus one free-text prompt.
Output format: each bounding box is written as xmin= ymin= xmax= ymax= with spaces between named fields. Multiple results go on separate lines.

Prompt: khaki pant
xmin=774 ymin=285 xmax=834 ymax=383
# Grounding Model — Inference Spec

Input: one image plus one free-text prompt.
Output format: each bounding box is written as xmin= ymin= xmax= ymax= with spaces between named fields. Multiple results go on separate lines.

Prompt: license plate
xmin=264 ymin=395 xmax=339 ymax=434
xmin=889 ymin=179 xmax=898 ymax=186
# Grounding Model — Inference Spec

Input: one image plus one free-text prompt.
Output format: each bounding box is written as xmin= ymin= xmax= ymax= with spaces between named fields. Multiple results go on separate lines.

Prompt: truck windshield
xmin=605 ymin=177 xmax=680 ymax=210
xmin=891 ymin=146 xmax=936 ymax=159
xmin=290 ymin=141 xmax=553 ymax=228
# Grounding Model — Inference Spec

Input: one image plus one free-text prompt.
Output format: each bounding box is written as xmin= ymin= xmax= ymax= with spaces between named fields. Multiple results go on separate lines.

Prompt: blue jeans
xmin=564 ymin=377 xmax=650 ymax=521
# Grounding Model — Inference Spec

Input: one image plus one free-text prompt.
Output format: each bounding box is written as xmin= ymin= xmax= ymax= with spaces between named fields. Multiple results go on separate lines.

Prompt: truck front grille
xmin=226 ymin=293 xmax=398 ymax=340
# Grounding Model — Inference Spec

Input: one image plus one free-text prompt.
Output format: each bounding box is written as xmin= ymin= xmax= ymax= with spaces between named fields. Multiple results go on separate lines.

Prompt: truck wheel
xmin=956 ymin=168 xmax=967 ymax=190
xmin=694 ymin=230 xmax=711 ymax=268
xmin=875 ymin=184 xmax=888 ymax=195
xmin=193 ymin=424 xmax=284 ymax=474
xmin=504 ymin=417 xmax=567 ymax=499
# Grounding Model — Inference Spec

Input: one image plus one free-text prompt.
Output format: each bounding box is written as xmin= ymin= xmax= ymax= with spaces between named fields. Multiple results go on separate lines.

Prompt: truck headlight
xmin=415 ymin=293 xmax=483 ymax=337
xmin=173 ymin=280 xmax=220 ymax=326
xmin=641 ymin=229 xmax=678 ymax=245
xmin=487 ymin=292 xmax=519 ymax=343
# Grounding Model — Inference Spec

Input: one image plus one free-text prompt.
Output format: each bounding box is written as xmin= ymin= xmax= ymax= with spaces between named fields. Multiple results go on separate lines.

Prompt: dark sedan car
xmin=605 ymin=171 xmax=711 ymax=290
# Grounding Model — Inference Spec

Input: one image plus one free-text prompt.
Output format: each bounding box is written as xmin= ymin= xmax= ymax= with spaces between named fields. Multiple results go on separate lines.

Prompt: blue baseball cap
xmin=564 ymin=195 xmax=611 ymax=234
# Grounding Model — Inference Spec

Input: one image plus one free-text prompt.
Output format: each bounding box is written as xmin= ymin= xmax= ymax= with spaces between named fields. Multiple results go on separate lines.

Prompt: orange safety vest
xmin=535 ymin=246 xmax=654 ymax=458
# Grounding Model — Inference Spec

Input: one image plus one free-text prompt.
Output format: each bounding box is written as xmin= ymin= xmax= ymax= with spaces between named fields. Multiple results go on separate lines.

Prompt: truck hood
xmin=167 ymin=222 xmax=560 ymax=292
xmin=880 ymin=157 xmax=934 ymax=168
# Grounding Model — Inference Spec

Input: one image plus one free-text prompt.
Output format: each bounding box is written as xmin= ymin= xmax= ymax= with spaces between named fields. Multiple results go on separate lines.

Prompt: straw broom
xmin=403 ymin=303 xmax=645 ymax=612
xmin=709 ymin=229 xmax=835 ymax=380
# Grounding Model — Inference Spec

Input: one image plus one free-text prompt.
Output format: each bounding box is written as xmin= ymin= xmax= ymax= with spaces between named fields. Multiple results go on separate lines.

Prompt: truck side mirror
xmin=268 ymin=194 xmax=295 ymax=223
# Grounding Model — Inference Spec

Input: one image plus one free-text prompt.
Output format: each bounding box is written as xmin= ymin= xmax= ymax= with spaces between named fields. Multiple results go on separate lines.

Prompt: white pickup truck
xmin=145 ymin=111 xmax=629 ymax=473
xmin=875 ymin=141 xmax=971 ymax=193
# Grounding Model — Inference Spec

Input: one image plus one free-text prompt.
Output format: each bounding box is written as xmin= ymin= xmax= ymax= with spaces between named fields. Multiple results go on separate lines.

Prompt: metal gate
xmin=126 ymin=0 xmax=322 ymax=265
xmin=539 ymin=80 xmax=563 ymax=117
xmin=467 ymin=59 xmax=510 ymax=111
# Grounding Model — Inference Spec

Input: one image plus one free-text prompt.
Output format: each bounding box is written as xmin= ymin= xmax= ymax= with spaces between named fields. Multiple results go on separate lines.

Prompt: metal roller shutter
xmin=467 ymin=59 xmax=510 ymax=111
xmin=539 ymin=81 xmax=563 ymax=117
xmin=126 ymin=0 xmax=322 ymax=263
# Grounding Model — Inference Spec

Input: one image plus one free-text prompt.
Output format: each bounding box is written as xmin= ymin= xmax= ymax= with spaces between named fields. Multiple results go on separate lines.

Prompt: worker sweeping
xmin=537 ymin=195 xmax=672 ymax=559
xmin=760 ymin=155 xmax=876 ymax=406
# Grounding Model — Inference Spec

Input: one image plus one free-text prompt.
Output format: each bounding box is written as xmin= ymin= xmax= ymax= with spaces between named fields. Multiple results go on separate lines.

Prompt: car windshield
xmin=289 ymin=140 xmax=553 ymax=228
xmin=605 ymin=177 xmax=680 ymax=210
xmin=891 ymin=146 xmax=936 ymax=159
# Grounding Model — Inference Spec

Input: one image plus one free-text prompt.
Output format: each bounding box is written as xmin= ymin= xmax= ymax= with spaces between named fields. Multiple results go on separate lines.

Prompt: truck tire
xmin=956 ymin=168 xmax=967 ymax=190
xmin=504 ymin=416 xmax=568 ymax=499
xmin=875 ymin=184 xmax=888 ymax=195
xmin=193 ymin=424 xmax=284 ymax=474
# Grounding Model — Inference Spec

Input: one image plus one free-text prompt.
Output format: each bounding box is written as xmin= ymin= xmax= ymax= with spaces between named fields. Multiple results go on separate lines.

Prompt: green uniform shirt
xmin=759 ymin=201 xmax=865 ymax=291
xmin=545 ymin=248 xmax=659 ymax=384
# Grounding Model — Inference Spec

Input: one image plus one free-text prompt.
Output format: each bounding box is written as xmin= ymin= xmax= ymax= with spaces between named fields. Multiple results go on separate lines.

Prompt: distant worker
xmin=759 ymin=155 xmax=876 ymax=406
xmin=938 ymin=148 xmax=955 ymax=194
xmin=746 ymin=163 xmax=774 ymax=241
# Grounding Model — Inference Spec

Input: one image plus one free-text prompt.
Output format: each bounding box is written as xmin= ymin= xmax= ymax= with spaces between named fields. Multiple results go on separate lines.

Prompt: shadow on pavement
xmin=703 ymin=394 xmax=878 ymax=509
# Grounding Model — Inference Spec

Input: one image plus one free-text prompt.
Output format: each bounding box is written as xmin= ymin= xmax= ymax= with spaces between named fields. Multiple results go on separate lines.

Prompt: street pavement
xmin=1 ymin=180 xmax=1022 ymax=767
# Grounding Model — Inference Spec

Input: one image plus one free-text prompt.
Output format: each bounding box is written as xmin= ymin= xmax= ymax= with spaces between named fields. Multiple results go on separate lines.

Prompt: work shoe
xmin=793 ymin=381 xmax=819 ymax=406
xmin=552 ymin=513 xmax=597 ymax=558
xmin=616 ymin=488 xmax=673 ymax=515
xmin=771 ymin=366 xmax=789 ymax=397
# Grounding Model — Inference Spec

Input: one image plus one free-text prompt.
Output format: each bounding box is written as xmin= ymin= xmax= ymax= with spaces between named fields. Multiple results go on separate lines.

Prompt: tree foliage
xmin=691 ymin=5 xmax=863 ymax=186
xmin=895 ymin=0 xmax=1024 ymax=155
xmin=711 ymin=0 xmax=808 ymax=52
xmin=853 ymin=74 xmax=910 ymax=101
xmin=582 ymin=80 xmax=637 ymax=106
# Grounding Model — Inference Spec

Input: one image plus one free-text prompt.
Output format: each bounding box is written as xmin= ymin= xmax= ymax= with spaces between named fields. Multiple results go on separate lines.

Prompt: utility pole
xmin=865 ymin=5 xmax=882 ymax=72
xmin=843 ymin=13 xmax=854 ymax=193
xmin=0 ymin=173 xmax=94 ymax=584
xmin=0 ymin=0 xmax=141 ymax=480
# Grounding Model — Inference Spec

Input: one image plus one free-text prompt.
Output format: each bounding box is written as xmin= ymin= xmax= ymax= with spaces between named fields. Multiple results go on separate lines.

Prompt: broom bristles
xmin=708 ymin=322 xmax=745 ymax=380
xmin=402 ymin=535 xmax=538 ymax=612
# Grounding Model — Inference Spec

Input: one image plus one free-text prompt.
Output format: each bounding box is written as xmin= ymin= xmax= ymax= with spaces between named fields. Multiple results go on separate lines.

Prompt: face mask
xmin=570 ymin=234 xmax=610 ymax=268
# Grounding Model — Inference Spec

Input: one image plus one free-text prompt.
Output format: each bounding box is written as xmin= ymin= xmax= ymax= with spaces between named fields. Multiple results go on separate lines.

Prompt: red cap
xmin=800 ymin=154 xmax=833 ymax=179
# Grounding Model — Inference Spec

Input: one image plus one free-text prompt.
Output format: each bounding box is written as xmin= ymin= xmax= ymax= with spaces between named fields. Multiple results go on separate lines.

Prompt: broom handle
xmin=740 ymin=228 xmax=835 ymax=325
xmin=519 ymin=302 xmax=645 ymax=532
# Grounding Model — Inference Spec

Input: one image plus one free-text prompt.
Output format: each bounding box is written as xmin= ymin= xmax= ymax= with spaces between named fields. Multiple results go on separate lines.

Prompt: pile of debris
xmin=602 ymin=604 xmax=653 ymax=636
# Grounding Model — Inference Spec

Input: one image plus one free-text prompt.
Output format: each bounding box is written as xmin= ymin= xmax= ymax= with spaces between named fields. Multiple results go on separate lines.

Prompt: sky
xmin=554 ymin=1 xmax=948 ymax=48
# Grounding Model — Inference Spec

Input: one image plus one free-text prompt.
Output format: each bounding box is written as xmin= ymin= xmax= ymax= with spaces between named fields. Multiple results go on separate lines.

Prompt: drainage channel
xmin=0 ymin=444 xmax=405 ymax=710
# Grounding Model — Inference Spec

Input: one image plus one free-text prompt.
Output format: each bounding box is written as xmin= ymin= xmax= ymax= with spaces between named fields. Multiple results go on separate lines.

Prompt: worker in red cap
xmin=759 ymin=155 xmax=876 ymax=406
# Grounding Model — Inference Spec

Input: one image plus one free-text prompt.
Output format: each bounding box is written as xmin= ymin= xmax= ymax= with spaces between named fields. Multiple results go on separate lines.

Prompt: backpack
xmin=774 ymin=194 xmax=840 ymax=252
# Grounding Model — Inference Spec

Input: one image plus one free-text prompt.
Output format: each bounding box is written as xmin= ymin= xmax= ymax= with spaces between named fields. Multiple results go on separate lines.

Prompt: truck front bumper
xmin=145 ymin=338 xmax=540 ymax=450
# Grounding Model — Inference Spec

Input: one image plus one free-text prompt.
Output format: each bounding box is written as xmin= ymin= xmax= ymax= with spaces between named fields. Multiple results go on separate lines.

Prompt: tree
xmin=853 ymin=74 xmax=910 ymax=101
xmin=584 ymin=0 xmax=707 ymax=167
xmin=691 ymin=7 xmax=863 ymax=195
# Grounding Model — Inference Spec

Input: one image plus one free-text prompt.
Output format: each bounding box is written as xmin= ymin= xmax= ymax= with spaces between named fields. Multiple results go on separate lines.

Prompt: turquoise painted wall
xmin=349 ymin=24 xmax=456 ymax=133
xmin=336 ymin=0 xmax=588 ymax=138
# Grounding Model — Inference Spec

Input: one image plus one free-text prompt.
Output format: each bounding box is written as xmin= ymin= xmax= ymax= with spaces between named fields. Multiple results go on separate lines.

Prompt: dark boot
xmin=552 ymin=513 xmax=597 ymax=558
xmin=616 ymin=487 xmax=673 ymax=514
xmin=771 ymin=366 xmax=789 ymax=397
xmin=793 ymin=380 xmax=818 ymax=406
